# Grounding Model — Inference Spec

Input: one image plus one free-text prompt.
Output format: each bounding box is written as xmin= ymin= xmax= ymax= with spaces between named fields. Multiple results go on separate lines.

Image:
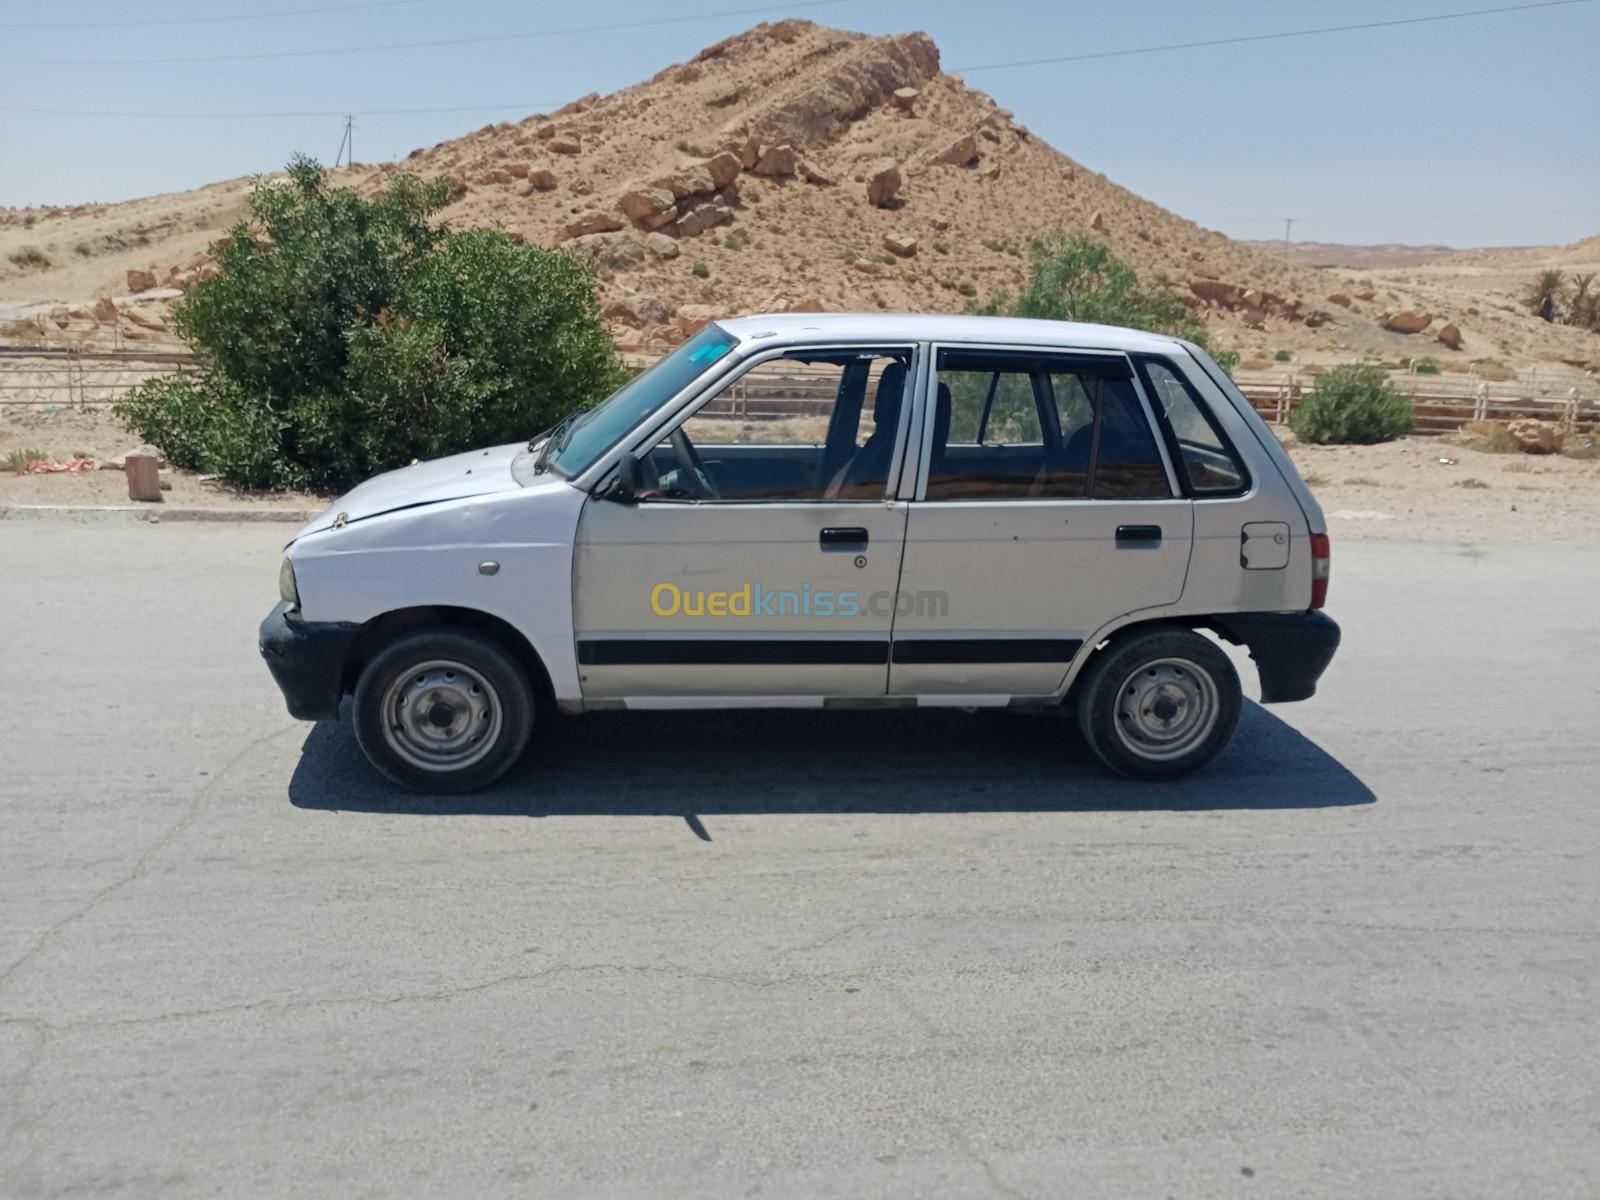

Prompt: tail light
xmin=1309 ymin=533 xmax=1331 ymax=610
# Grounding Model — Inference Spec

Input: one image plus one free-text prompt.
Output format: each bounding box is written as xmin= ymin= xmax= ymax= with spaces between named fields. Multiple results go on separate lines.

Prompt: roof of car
xmin=717 ymin=312 xmax=1190 ymax=355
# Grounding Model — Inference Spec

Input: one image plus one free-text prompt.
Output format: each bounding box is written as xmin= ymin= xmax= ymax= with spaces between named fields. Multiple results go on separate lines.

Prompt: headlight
xmin=278 ymin=557 xmax=299 ymax=605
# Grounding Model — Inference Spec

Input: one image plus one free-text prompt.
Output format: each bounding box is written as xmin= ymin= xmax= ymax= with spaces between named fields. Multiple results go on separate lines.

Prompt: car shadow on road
xmin=287 ymin=700 xmax=1374 ymax=818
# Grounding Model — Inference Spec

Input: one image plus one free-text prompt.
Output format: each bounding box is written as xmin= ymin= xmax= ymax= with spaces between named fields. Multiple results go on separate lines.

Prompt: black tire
xmin=1073 ymin=627 xmax=1241 ymax=779
xmin=352 ymin=627 xmax=536 ymax=792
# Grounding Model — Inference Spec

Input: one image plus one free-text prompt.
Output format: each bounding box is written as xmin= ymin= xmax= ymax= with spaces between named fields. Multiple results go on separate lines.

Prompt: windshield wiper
xmin=532 ymin=406 xmax=591 ymax=473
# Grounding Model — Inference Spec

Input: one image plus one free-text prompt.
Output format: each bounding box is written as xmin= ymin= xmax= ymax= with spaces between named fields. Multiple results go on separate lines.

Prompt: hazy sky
xmin=2 ymin=0 xmax=1595 ymax=247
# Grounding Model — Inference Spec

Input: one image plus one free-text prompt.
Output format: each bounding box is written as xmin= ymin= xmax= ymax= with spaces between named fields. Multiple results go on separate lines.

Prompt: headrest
xmin=933 ymin=382 xmax=953 ymax=443
xmin=873 ymin=361 xmax=907 ymax=424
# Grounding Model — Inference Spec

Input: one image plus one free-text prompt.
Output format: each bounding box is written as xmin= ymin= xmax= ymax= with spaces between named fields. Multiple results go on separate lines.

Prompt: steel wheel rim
xmin=1112 ymin=656 xmax=1220 ymax=762
xmin=380 ymin=659 xmax=503 ymax=772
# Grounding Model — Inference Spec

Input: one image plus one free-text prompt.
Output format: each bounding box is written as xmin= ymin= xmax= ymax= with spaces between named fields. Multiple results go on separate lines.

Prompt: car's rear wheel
xmin=353 ymin=628 xmax=535 ymax=792
xmin=1074 ymin=627 xmax=1241 ymax=779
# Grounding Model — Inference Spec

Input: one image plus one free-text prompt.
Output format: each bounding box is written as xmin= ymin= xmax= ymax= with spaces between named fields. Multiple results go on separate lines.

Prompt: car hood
xmin=295 ymin=441 xmax=528 ymax=537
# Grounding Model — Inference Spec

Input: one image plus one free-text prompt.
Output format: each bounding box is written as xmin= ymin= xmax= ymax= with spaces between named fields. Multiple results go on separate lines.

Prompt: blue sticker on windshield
xmin=690 ymin=342 xmax=731 ymax=363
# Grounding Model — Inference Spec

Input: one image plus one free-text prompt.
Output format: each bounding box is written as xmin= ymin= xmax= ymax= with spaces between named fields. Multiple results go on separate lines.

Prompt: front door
xmin=888 ymin=346 xmax=1194 ymax=697
xmin=573 ymin=347 xmax=916 ymax=700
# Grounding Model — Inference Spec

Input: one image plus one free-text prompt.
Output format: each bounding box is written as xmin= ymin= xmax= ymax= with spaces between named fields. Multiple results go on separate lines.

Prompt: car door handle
xmin=820 ymin=526 xmax=869 ymax=550
xmin=1115 ymin=524 xmax=1162 ymax=548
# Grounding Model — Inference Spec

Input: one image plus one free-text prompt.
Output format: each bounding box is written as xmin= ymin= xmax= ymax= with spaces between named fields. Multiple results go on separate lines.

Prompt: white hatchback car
xmin=261 ymin=313 xmax=1338 ymax=791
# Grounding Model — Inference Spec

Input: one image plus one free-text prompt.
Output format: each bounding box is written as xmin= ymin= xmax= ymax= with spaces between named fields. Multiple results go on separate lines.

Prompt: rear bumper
xmin=1212 ymin=611 xmax=1341 ymax=703
xmin=258 ymin=601 xmax=360 ymax=720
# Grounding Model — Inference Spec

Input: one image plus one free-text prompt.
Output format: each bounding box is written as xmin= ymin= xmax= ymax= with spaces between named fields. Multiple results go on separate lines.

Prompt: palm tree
xmin=1568 ymin=273 xmax=1599 ymax=332
xmin=1524 ymin=269 xmax=1566 ymax=321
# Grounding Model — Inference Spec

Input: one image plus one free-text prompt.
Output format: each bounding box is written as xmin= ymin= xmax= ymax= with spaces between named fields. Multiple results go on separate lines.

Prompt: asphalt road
xmin=2 ymin=521 xmax=1597 ymax=1199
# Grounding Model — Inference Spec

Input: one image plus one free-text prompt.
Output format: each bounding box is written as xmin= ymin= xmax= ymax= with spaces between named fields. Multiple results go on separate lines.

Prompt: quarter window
xmin=1136 ymin=358 xmax=1249 ymax=495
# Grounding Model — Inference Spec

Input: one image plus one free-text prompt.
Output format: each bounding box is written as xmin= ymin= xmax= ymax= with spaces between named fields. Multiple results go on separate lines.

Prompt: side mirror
xmin=607 ymin=451 xmax=644 ymax=504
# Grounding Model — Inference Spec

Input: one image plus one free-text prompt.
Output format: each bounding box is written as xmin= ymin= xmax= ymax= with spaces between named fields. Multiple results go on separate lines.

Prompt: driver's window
xmin=641 ymin=350 xmax=911 ymax=502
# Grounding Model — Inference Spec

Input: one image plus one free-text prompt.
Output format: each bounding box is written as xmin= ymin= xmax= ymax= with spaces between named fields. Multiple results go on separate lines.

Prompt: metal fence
xmin=1231 ymin=368 xmax=1600 ymax=435
xmin=0 ymin=347 xmax=199 ymax=409
xmin=3 ymin=342 xmax=1596 ymax=436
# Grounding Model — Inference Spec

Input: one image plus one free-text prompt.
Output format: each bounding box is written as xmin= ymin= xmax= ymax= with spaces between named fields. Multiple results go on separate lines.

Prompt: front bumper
xmin=258 ymin=601 xmax=360 ymax=720
xmin=1212 ymin=611 xmax=1341 ymax=703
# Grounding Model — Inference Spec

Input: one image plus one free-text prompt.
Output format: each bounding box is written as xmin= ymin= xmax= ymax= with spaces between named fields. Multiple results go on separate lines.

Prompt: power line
xmin=1 ymin=0 xmax=1588 ymax=117
xmin=949 ymin=0 xmax=1593 ymax=73
xmin=0 ymin=0 xmax=432 ymax=31
xmin=0 ymin=101 xmax=569 ymax=119
xmin=0 ymin=0 xmax=848 ymax=66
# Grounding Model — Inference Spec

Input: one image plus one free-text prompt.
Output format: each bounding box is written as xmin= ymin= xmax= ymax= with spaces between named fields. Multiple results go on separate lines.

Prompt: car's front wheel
xmin=353 ymin=628 xmax=535 ymax=792
xmin=1074 ymin=627 xmax=1241 ymax=779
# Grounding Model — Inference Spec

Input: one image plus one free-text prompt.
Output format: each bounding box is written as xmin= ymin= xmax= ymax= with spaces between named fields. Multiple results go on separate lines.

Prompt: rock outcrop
xmin=865 ymin=159 xmax=902 ymax=208
xmin=737 ymin=32 xmax=939 ymax=147
xmin=1383 ymin=310 xmax=1432 ymax=334
xmin=1507 ymin=419 xmax=1563 ymax=454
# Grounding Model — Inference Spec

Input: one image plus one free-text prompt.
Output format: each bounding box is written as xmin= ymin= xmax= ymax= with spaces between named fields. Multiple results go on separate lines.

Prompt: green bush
xmin=1289 ymin=363 xmax=1415 ymax=444
xmin=116 ymin=156 xmax=623 ymax=492
xmin=1413 ymin=357 xmax=1441 ymax=375
xmin=8 ymin=246 xmax=52 ymax=269
xmin=974 ymin=234 xmax=1238 ymax=372
xmin=1274 ymin=349 xmax=1292 ymax=362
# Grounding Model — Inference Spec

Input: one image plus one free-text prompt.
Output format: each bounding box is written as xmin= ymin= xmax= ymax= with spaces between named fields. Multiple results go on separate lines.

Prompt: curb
xmin=0 ymin=504 xmax=318 ymax=525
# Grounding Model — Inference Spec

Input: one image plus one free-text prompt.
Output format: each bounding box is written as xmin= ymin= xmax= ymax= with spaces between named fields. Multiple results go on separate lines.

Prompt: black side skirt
xmin=576 ymin=638 xmax=1084 ymax=667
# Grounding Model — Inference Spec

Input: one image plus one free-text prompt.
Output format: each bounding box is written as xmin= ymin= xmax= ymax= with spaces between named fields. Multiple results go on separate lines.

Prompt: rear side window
xmin=1135 ymin=357 xmax=1249 ymax=495
xmin=927 ymin=350 xmax=1171 ymax=501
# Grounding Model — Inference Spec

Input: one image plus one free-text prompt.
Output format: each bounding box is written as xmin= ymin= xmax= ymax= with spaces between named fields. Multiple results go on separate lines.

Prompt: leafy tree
xmin=1289 ymin=363 xmax=1415 ymax=444
xmin=117 ymin=156 xmax=624 ymax=491
xmin=973 ymin=234 xmax=1240 ymax=372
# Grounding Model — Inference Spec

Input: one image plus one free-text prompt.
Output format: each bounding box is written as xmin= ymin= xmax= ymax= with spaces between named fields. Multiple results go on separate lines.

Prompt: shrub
xmin=975 ymin=234 xmax=1239 ymax=372
xmin=1413 ymin=357 xmax=1441 ymax=375
xmin=116 ymin=156 xmax=623 ymax=491
xmin=692 ymin=260 xmax=710 ymax=279
xmin=8 ymin=246 xmax=52 ymax=269
xmin=1289 ymin=363 xmax=1415 ymax=444
xmin=1524 ymin=269 xmax=1565 ymax=321
xmin=3 ymin=447 xmax=47 ymax=473
xmin=1274 ymin=349 xmax=1292 ymax=362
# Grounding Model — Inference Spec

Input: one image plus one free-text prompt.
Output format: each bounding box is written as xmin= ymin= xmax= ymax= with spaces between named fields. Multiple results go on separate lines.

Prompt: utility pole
xmin=334 ymin=114 xmax=354 ymax=168
xmin=1281 ymin=217 xmax=1296 ymax=261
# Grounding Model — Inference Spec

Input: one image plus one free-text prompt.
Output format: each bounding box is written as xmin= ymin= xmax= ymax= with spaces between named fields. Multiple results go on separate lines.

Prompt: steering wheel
xmin=669 ymin=428 xmax=720 ymax=500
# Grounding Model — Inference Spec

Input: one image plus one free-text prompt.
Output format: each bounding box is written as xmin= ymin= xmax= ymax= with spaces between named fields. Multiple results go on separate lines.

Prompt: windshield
xmin=543 ymin=324 xmax=737 ymax=477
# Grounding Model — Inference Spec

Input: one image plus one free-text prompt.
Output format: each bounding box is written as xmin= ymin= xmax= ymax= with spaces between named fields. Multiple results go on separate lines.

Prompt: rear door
xmin=888 ymin=345 xmax=1193 ymax=698
xmin=572 ymin=346 xmax=917 ymax=700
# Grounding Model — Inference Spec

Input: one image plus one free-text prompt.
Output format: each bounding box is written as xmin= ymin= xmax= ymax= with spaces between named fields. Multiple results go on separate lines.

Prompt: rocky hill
xmin=3 ymin=19 xmax=1596 ymax=371
xmin=386 ymin=19 xmax=1350 ymax=354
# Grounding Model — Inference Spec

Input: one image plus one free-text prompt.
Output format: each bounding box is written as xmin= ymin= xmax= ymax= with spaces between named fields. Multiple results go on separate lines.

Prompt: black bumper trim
xmin=1211 ymin=611 xmax=1340 ymax=704
xmin=258 ymin=601 xmax=361 ymax=720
